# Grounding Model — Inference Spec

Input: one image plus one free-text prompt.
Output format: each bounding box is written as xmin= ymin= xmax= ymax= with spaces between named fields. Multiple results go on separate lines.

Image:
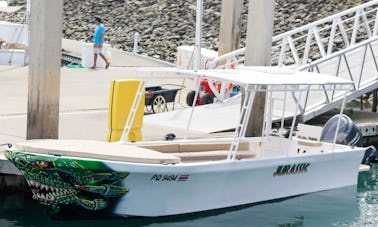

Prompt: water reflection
xmin=350 ymin=164 xmax=378 ymax=226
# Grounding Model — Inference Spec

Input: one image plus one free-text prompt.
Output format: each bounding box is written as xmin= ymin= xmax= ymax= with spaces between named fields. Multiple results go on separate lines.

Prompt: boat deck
xmin=15 ymin=140 xmax=181 ymax=164
xmin=14 ymin=140 xmax=257 ymax=164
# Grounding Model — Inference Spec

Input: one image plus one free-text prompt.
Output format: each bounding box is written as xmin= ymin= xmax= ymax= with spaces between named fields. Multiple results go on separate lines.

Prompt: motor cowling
xmin=320 ymin=114 xmax=378 ymax=165
xmin=320 ymin=114 xmax=363 ymax=147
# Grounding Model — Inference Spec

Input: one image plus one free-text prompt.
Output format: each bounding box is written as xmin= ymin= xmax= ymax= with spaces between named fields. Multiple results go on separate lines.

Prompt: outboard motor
xmin=320 ymin=114 xmax=363 ymax=147
xmin=320 ymin=114 xmax=377 ymax=165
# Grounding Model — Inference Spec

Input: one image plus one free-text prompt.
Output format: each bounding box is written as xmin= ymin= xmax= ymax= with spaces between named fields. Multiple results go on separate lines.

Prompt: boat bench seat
xmin=141 ymin=142 xmax=249 ymax=153
xmin=140 ymin=144 xmax=180 ymax=153
xmin=170 ymin=150 xmax=256 ymax=162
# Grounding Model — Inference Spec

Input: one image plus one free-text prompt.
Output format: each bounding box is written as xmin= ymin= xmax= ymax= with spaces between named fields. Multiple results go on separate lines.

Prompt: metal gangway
xmin=298 ymin=36 xmax=378 ymax=122
xmin=208 ymin=0 xmax=378 ymax=122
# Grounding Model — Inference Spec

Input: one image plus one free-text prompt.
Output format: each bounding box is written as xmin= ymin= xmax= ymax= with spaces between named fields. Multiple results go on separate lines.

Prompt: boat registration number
xmin=150 ymin=174 xmax=189 ymax=182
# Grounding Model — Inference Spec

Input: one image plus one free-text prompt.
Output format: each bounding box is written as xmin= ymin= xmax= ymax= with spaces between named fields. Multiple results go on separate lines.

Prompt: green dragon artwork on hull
xmin=5 ymin=150 xmax=129 ymax=214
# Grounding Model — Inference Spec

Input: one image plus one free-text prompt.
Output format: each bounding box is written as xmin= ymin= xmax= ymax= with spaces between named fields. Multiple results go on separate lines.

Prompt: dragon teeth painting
xmin=5 ymin=150 xmax=129 ymax=212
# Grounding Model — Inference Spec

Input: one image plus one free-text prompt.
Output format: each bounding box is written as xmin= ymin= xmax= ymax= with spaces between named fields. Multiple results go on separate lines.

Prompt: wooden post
xmin=360 ymin=96 xmax=363 ymax=111
xmin=244 ymin=0 xmax=275 ymax=137
xmin=218 ymin=0 xmax=244 ymax=56
xmin=27 ymin=0 xmax=63 ymax=139
xmin=373 ymin=89 xmax=377 ymax=112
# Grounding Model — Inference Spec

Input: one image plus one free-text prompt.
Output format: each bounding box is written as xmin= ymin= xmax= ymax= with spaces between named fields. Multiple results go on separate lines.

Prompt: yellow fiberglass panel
xmin=107 ymin=79 xmax=145 ymax=142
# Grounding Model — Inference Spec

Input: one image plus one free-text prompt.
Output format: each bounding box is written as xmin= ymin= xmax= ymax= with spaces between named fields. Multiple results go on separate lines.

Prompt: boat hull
xmin=5 ymin=148 xmax=364 ymax=217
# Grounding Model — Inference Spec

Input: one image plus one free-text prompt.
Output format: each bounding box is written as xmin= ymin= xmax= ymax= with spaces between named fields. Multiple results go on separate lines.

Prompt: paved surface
xmin=0 ymin=66 xmax=198 ymax=145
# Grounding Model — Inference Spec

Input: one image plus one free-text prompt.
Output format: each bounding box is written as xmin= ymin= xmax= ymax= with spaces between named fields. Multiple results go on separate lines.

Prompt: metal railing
xmin=209 ymin=0 xmax=378 ymax=69
xmin=297 ymin=36 xmax=378 ymax=122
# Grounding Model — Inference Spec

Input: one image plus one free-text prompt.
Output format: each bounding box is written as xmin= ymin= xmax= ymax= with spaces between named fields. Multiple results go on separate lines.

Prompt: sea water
xmin=1 ymin=165 xmax=378 ymax=227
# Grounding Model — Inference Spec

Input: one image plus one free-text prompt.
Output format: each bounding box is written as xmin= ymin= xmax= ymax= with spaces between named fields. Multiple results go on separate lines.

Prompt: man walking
xmin=91 ymin=17 xmax=110 ymax=69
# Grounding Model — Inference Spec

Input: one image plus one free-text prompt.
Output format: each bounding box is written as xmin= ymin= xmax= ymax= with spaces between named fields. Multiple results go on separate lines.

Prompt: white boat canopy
xmin=192 ymin=67 xmax=354 ymax=90
xmin=178 ymin=67 xmax=355 ymax=153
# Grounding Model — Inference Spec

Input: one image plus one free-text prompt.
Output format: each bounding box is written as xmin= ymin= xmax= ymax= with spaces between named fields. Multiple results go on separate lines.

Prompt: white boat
xmin=4 ymin=68 xmax=367 ymax=217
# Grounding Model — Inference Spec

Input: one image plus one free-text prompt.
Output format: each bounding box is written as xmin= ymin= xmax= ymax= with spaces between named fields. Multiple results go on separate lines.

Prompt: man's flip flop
xmin=106 ymin=62 xmax=110 ymax=69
